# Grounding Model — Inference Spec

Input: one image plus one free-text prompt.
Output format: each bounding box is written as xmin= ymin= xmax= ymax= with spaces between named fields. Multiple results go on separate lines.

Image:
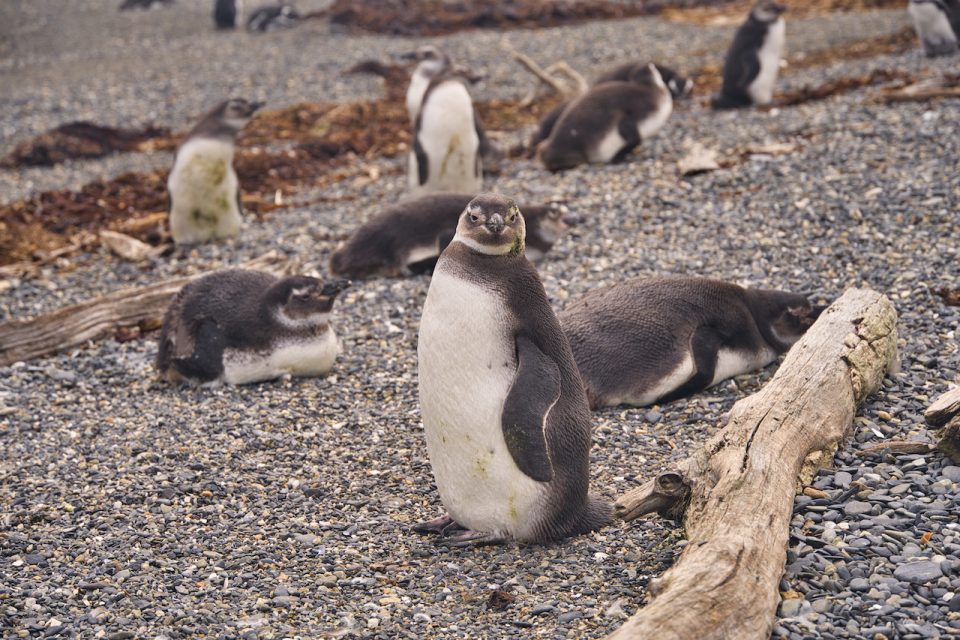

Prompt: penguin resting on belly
xmin=416 ymin=193 xmax=611 ymax=546
xmin=559 ymin=276 xmax=824 ymax=409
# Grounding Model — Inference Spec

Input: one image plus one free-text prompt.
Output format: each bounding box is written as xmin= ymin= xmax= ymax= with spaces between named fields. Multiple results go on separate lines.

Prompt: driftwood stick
xmin=610 ymin=288 xmax=898 ymax=640
xmin=0 ymin=251 xmax=286 ymax=366
xmin=925 ymin=386 xmax=960 ymax=427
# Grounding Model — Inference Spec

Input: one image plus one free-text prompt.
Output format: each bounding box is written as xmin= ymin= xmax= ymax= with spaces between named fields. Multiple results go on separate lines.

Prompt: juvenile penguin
xmin=908 ymin=0 xmax=960 ymax=57
xmin=408 ymin=60 xmax=483 ymax=194
xmin=416 ymin=194 xmax=611 ymax=546
xmin=167 ymin=98 xmax=261 ymax=244
xmin=157 ymin=269 xmax=349 ymax=386
xmin=537 ymin=63 xmax=677 ymax=172
xmin=531 ymin=62 xmax=692 ymax=151
xmin=402 ymin=46 xmax=452 ymax=124
xmin=712 ymin=1 xmax=786 ymax=109
xmin=246 ymin=3 xmax=300 ymax=32
xmin=214 ymin=0 xmax=239 ymax=29
xmin=559 ymin=277 xmax=824 ymax=409
xmin=329 ymin=192 xmax=571 ymax=279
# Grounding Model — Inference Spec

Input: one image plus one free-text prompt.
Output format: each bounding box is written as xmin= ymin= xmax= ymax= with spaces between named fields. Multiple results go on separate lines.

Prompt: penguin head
xmin=219 ymin=98 xmax=264 ymax=131
xmin=454 ymin=194 xmax=526 ymax=257
xmin=400 ymin=45 xmax=450 ymax=77
xmin=753 ymin=291 xmax=825 ymax=351
xmin=268 ymin=276 xmax=351 ymax=328
xmin=652 ymin=64 xmax=694 ymax=100
xmin=751 ymin=1 xmax=786 ymax=22
xmin=524 ymin=204 xmax=571 ymax=250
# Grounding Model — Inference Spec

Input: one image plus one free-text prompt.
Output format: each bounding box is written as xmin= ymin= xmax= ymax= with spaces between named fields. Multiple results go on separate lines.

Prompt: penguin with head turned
xmin=416 ymin=193 xmax=611 ymax=546
xmin=157 ymin=269 xmax=350 ymax=386
xmin=712 ymin=1 xmax=787 ymax=109
xmin=537 ymin=63 xmax=685 ymax=172
xmin=559 ymin=277 xmax=824 ymax=409
xmin=167 ymin=98 xmax=261 ymax=244
xmin=328 ymin=192 xmax=572 ymax=279
xmin=908 ymin=0 xmax=960 ymax=57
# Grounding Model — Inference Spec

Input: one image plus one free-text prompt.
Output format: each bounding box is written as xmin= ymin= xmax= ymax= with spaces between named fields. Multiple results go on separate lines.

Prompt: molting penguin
xmin=559 ymin=277 xmax=824 ymax=409
xmin=246 ymin=3 xmax=300 ymax=32
xmin=712 ymin=1 xmax=786 ymax=109
xmin=531 ymin=62 xmax=693 ymax=150
xmin=167 ymin=98 xmax=261 ymax=245
xmin=214 ymin=0 xmax=240 ymax=29
xmin=157 ymin=269 xmax=350 ymax=386
xmin=402 ymin=46 xmax=452 ymax=125
xmin=416 ymin=194 xmax=610 ymax=546
xmin=908 ymin=0 xmax=960 ymax=57
xmin=407 ymin=57 xmax=483 ymax=194
xmin=537 ymin=63 xmax=679 ymax=172
xmin=329 ymin=192 xmax=572 ymax=279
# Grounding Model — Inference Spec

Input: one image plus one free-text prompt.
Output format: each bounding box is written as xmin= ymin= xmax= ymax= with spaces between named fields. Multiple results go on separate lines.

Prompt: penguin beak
xmin=321 ymin=280 xmax=351 ymax=297
xmin=485 ymin=214 xmax=505 ymax=235
xmin=396 ymin=50 xmax=420 ymax=62
xmin=248 ymin=101 xmax=265 ymax=113
xmin=770 ymin=2 xmax=786 ymax=14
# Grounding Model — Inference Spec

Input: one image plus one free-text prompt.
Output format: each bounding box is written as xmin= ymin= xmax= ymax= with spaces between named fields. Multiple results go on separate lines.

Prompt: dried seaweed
xmin=1 ymin=122 xmax=172 ymax=168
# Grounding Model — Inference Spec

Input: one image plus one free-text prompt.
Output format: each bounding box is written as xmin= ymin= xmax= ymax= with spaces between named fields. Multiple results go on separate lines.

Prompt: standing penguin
xmin=559 ymin=277 xmax=824 ymax=409
xmin=407 ymin=54 xmax=483 ymax=194
xmin=329 ymin=192 xmax=572 ymax=279
xmin=214 ymin=0 xmax=239 ymax=29
xmin=537 ymin=64 xmax=681 ymax=172
xmin=402 ymin=46 xmax=452 ymax=124
xmin=712 ymin=1 xmax=786 ymax=109
xmin=167 ymin=98 xmax=261 ymax=244
xmin=908 ymin=0 xmax=960 ymax=57
xmin=157 ymin=269 xmax=350 ymax=386
xmin=416 ymin=194 xmax=610 ymax=546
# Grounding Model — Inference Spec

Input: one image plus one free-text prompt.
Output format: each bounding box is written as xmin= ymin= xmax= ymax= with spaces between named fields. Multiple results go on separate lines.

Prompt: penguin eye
xmin=507 ymin=214 xmax=516 ymax=223
xmin=469 ymin=214 xmax=479 ymax=223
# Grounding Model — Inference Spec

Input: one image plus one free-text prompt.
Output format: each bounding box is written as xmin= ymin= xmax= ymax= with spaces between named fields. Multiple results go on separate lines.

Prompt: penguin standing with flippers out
xmin=712 ymin=1 xmax=786 ymax=110
xmin=416 ymin=193 xmax=610 ymax=546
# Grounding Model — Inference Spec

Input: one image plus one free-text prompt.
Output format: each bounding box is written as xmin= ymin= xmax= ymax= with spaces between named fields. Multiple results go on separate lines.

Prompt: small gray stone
xmin=894 ymin=561 xmax=943 ymax=584
xmin=834 ymin=471 xmax=853 ymax=488
xmin=850 ymin=578 xmax=870 ymax=591
xmin=942 ymin=466 xmax=960 ymax=483
xmin=844 ymin=501 xmax=873 ymax=516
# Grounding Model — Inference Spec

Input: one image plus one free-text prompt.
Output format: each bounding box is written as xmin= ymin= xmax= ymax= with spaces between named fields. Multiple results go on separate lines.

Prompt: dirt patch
xmin=1 ymin=122 xmax=172 ymax=169
xmin=326 ymin=0 xmax=737 ymax=36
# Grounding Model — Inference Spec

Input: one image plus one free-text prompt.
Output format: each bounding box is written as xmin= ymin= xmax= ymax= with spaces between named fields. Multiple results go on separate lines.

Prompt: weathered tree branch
xmin=925 ymin=387 xmax=960 ymax=463
xmin=0 ymin=251 xmax=286 ymax=366
xmin=610 ymin=288 xmax=898 ymax=640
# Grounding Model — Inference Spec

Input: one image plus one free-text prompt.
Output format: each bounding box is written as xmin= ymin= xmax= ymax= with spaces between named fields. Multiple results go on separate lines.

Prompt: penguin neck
xmin=452 ymin=234 xmax=524 ymax=257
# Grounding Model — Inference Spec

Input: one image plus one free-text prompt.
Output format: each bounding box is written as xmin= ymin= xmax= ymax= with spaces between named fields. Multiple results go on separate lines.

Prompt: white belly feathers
xmin=222 ymin=329 xmax=340 ymax=385
xmin=410 ymin=82 xmax=482 ymax=194
xmin=748 ymin=18 xmax=785 ymax=105
xmin=168 ymin=137 xmax=243 ymax=244
xmin=418 ymin=268 xmax=546 ymax=538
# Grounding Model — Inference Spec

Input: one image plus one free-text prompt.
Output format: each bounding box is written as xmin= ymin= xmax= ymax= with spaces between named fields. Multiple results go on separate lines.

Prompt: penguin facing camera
xmin=167 ymin=98 xmax=261 ymax=245
xmin=559 ymin=277 xmax=825 ymax=409
xmin=247 ymin=3 xmax=301 ymax=33
xmin=416 ymin=193 xmax=611 ymax=546
xmin=908 ymin=0 xmax=960 ymax=57
xmin=537 ymin=63 xmax=683 ymax=172
xmin=329 ymin=192 xmax=572 ymax=279
xmin=157 ymin=270 xmax=350 ymax=386
xmin=712 ymin=1 xmax=787 ymax=109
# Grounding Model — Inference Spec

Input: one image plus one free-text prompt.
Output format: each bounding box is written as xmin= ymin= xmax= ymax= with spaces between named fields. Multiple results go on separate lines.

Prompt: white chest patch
xmin=409 ymin=81 xmax=482 ymax=194
xmin=909 ymin=2 xmax=958 ymax=50
xmin=417 ymin=268 xmax=546 ymax=538
xmin=221 ymin=329 xmax=339 ymax=385
xmin=710 ymin=346 xmax=778 ymax=387
xmin=406 ymin=70 xmax=431 ymax=123
xmin=748 ymin=18 xmax=785 ymax=105
xmin=590 ymin=127 xmax=627 ymax=164
xmin=168 ymin=137 xmax=243 ymax=244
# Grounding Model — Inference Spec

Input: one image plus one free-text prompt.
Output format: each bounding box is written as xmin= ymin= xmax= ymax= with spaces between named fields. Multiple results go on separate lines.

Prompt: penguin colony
xmin=144 ymin=0 xmax=945 ymax=546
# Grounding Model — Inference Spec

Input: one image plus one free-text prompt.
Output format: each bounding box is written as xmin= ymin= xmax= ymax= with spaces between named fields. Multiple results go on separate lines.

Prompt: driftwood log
xmin=0 ymin=251 xmax=286 ymax=366
xmin=609 ymin=288 xmax=898 ymax=640
xmin=925 ymin=386 xmax=960 ymax=463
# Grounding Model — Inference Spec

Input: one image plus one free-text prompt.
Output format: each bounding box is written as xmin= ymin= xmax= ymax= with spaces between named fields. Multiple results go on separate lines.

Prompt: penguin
xmin=558 ymin=277 xmax=824 ymax=409
xmin=246 ymin=3 xmax=300 ymax=32
xmin=402 ymin=46 xmax=452 ymax=125
xmin=167 ymin=98 xmax=261 ymax=245
xmin=531 ymin=62 xmax=693 ymax=151
xmin=712 ymin=1 xmax=787 ymax=110
xmin=908 ymin=0 xmax=960 ymax=57
xmin=537 ymin=63 xmax=679 ymax=172
xmin=329 ymin=193 xmax=572 ymax=279
xmin=416 ymin=193 xmax=611 ymax=546
xmin=214 ymin=0 xmax=240 ymax=29
xmin=407 ymin=56 xmax=483 ymax=194
xmin=157 ymin=269 xmax=350 ymax=386
xmin=119 ymin=0 xmax=173 ymax=10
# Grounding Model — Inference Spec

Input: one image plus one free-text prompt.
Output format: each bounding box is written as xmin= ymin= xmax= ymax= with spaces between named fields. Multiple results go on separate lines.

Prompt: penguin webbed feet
xmin=411 ymin=513 xmax=461 ymax=535
xmin=412 ymin=514 xmax=507 ymax=547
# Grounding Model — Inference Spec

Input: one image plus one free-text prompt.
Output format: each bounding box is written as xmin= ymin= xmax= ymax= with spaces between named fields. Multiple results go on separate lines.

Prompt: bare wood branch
xmin=547 ymin=61 xmax=588 ymax=95
xmin=610 ymin=288 xmax=898 ymax=640
xmin=879 ymin=80 xmax=960 ymax=103
xmin=925 ymin=386 xmax=960 ymax=427
xmin=857 ymin=440 xmax=935 ymax=456
xmin=939 ymin=417 xmax=960 ymax=464
xmin=511 ymin=49 xmax=570 ymax=96
xmin=0 ymin=251 xmax=286 ymax=366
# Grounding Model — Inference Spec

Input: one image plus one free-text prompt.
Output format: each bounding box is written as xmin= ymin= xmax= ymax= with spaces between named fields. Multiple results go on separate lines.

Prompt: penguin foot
xmin=439 ymin=530 xmax=507 ymax=548
xmin=412 ymin=514 xmax=462 ymax=536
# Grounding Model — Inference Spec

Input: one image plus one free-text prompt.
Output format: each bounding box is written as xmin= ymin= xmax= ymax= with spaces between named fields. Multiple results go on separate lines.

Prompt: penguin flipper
xmin=170 ymin=316 xmax=226 ymax=383
xmin=657 ymin=326 xmax=721 ymax=404
xmin=501 ymin=335 xmax=560 ymax=483
xmin=737 ymin=52 xmax=762 ymax=94
xmin=413 ymin=133 xmax=429 ymax=186
xmin=611 ymin=118 xmax=641 ymax=163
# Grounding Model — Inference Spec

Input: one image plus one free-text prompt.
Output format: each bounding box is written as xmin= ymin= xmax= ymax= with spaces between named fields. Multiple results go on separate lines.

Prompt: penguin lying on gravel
xmin=559 ymin=277 xmax=824 ymax=409
xmin=246 ymin=3 xmax=300 ymax=32
xmin=119 ymin=0 xmax=173 ymax=10
xmin=329 ymin=192 xmax=571 ymax=279
xmin=537 ymin=63 xmax=686 ymax=172
xmin=157 ymin=269 xmax=349 ymax=386
xmin=908 ymin=0 xmax=960 ymax=57
xmin=531 ymin=61 xmax=693 ymax=150
xmin=167 ymin=98 xmax=261 ymax=244
xmin=712 ymin=1 xmax=787 ymax=109
xmin=416 ymin=193 xmax=611 ymax=546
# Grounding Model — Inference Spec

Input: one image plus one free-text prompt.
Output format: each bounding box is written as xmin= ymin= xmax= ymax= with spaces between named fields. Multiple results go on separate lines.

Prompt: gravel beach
xmin=2 ymin=1 xmax=959 ymax=638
